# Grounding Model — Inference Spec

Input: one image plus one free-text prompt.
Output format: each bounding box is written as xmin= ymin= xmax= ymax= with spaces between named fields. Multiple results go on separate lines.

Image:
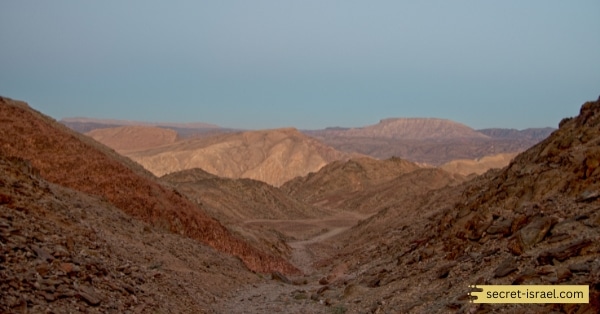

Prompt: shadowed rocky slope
xmin=161 ymin=168 xmax=332 ymax=258
xmin=0 ymin=96 xmax=297 ymax=275
xmin=313 ymin=100 xmax=600 ymax=313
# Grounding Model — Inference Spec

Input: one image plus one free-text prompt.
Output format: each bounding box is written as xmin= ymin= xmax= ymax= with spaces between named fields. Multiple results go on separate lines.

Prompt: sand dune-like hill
xmin=127 ymin=127 xmax=355 ymax=186
xmin=86 ymin=125 xmax=178 ymax=153
xmin=0 ymin=96 xmax=296 ymax=275
xmin=0 ymin=155 xmax=259 ymax=312
xmin=316 ymin=99 xmax=600 ymax=312
xmin=439 ymin=152 xmax=519 ymax=176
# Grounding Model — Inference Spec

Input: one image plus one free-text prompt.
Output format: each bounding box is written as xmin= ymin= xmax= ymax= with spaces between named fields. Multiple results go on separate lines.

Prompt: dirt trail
xmin=215 ymin=212 xmax=369 ymax=313
xmin=289 ymin=226 xmax=349 ymax=274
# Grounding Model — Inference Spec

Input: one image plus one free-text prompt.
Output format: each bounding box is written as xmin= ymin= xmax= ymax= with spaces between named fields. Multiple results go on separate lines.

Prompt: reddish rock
xmin=537 ymin=239 xmax=593 ymax=265
xmin=494 ymin=258 xmax=518 ymax=278
xmin=78 ymin=285 xmax=102 ymax=306
xmin=517 ymin=216 xmax=555 ymax=250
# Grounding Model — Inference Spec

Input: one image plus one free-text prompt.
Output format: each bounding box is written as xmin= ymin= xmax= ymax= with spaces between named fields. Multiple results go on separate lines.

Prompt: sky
xmin=1 ymin=1 xmax=599 ymax=130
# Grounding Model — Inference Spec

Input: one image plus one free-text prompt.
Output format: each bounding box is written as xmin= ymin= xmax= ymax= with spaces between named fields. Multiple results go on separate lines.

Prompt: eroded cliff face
xmin=0 ymin=96 xmax=298 ymax=275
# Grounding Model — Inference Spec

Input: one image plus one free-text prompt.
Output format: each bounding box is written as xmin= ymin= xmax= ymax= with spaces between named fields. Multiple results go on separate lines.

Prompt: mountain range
xmin=79 ymin=116 xmax=554 ymax=185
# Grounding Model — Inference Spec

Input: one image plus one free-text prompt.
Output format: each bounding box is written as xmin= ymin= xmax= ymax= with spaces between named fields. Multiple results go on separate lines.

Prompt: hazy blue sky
xmin=1 ymin=1 xmax=599 ymax=130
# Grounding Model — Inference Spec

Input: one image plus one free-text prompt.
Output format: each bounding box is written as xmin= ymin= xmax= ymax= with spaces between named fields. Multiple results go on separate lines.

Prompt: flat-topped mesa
xmin=342 ymin=117 xmax=490 ymax=139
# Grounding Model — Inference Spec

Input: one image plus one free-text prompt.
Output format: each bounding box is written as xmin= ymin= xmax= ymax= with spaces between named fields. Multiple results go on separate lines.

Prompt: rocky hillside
xmin=282 ymin=157 xmax=421 ymax=208
xmin=0 ymin=155 xmax=259 ymax=313
xmin=161 ymin=168 xmax=332 ymax=258
xmin=126 ymin=128 xmax=355 ymax=186
xmin=313 ymin=99 xmax=600 ymax=313
xmin=86 ymin=125 xmax=178 ymax=153
xmin=0 ymin=96 xmax=297 ymax=275
xmin=162 ymin=168 xmax=329 ymax=223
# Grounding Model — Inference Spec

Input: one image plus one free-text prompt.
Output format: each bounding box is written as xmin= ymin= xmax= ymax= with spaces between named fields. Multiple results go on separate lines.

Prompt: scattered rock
xmin=271 ymin=272 xmax=292 ymax=284
xmin=486 ymin=218 xmax=513 ymax=236
xmin=494 ymin=257 xmax=518 ymax=278
xmin=78 ymin=285 xmax=102 ymax=306
xmin=437 ymin=262 xmax=457 ymax=279
xmin=31 ymin=245 xmax=54 ymax=262
xmin=569 ymin=262 xmax=591 ymax=273
xmin=318 ymin=277 xmax=329 ymax=285
xmin=517 ymin=216 xmax=555 ymax=250
xmin=537 ymin=239 xmax=593 ymax=265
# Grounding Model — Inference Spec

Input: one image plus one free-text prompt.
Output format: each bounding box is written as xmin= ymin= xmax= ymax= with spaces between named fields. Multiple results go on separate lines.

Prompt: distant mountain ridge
xmin=306 ymin=118 xmax=555 ymax=165
xmin=121 ymin=127 xmax=358 ymax=186
xmin=62 ymin=117 xmax=220 ymax=129
xmin=478 ymin=127 xmax=556 ymax=140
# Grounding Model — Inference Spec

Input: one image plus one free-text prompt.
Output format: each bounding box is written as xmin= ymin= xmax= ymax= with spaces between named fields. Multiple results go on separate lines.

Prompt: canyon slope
xmin=308 ymin=100 xmax=600 ymax=313
xmin=161 ymin=168 xmax=332 ymax=257
xmin=0 ymin=96 xmax=296 ymax=275
xmin=0 ymin=155 xmax=259 ymax=313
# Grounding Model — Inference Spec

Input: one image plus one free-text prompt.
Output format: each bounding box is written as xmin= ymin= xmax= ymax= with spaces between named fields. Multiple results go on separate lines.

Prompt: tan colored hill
xmin=127 ymin=128 xmax=355 ymax=186
xmin=439 ymin=152 xmax=519 ymax=176
xmin=162 ymin=168 xmax=330 ymax=223
xmin=0 ymin=155 xmax=259 ymax=312
xmin=281 ymin=157 xmax=421 ymax=208
xmin=161 ymin=168 xmax=332 ymax=258
xmin=0 ymin=96 xmax=297 ymax=275
xmin=310 ymin=99 xmax=600 ymax=313
xmin=86 ymin=125 xmax=178 ymax=153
